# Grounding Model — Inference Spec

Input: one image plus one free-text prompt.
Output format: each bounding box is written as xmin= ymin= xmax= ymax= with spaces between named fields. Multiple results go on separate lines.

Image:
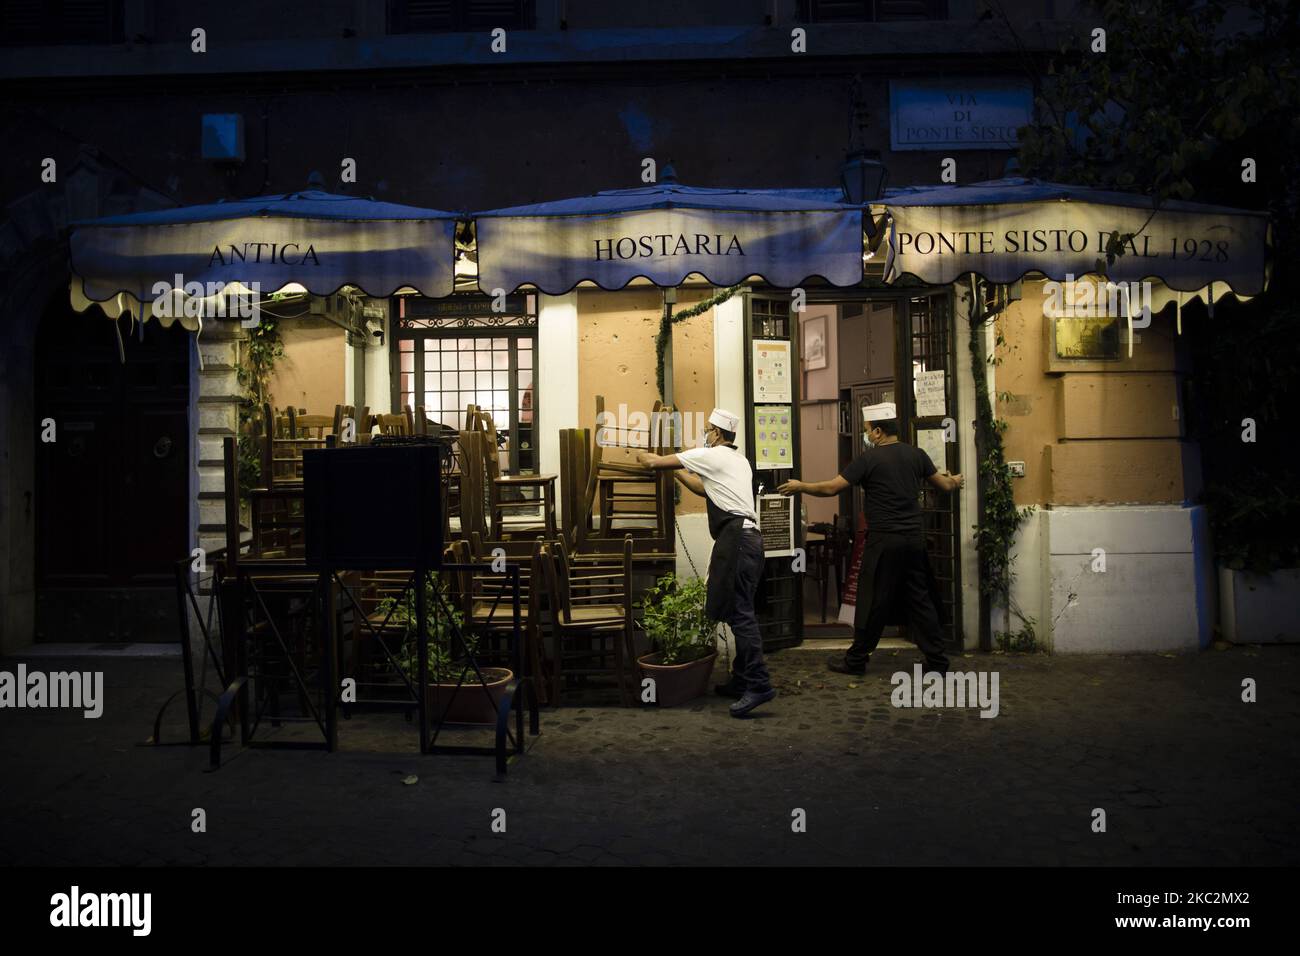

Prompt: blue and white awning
xmin=877 ymin=178 xmax=1270 ymax=300
xmin=473 ymin=181 xmax=866 ymax=294
xmin=70 ymin=190 xmax=460 ymax=328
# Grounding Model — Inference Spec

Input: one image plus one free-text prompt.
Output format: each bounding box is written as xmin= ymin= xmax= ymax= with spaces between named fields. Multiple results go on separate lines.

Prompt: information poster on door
xmin=754 ymin=405 xmax=793 ymax=471
xmin=915 ymin=368 xmax=946 ymax=417
xmin=757 ymin=493 xmax=795 ymax=556
xmin=916 ymin=427 xmax=948 ymax=471
xmin=752 ymin=339 xmax=792 ymax=403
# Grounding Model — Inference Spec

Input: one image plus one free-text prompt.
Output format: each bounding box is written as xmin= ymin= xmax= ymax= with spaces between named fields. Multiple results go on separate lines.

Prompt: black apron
xmin=704 ymin=496 xmax=749 ymax=621
xmin=852 ymin=531 xmax=947 ymax=631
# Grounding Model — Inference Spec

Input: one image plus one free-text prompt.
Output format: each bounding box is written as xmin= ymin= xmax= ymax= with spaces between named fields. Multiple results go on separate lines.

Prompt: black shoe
xmin=729 ymin=687 xmax=776 ymax=717
xmin=827 ymin=655 xmax=866 ymax=676
xmin=714 ymin=680 xmax=745 ymax=699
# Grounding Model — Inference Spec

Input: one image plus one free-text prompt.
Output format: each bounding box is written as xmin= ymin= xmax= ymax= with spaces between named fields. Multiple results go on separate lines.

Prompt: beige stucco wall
xmin=267 ymin=319 xmax=347 ymax=414
xmin=997 ymin=280 xmax=1193 ymax=507
xmin=576 ymin=287 xmax=716 ymax=515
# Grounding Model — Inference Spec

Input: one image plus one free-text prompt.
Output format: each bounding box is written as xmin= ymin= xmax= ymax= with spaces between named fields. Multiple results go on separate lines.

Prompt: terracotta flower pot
xmin=637 ymin=651 xmax=717 ymax=707
xmin=425 ymin=667 xmax=513 ymax=725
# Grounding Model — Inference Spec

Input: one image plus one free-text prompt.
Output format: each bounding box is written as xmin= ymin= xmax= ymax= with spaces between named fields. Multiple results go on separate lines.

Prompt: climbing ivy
xmin=234 ymin=315 xmax=285 ymax=497
xmin=967 ymin=286 xmax=1037 ymax=646
xmin=655 ymin=284 xmax=746 ymax=400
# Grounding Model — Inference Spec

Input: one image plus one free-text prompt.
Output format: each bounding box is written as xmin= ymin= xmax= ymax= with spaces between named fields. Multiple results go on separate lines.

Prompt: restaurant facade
xmin=0 ymin=0 xmax=1271 ymax=657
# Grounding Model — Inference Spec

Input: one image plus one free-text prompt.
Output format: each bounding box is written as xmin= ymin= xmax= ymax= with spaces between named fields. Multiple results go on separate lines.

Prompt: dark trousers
xmin=847 ymin=533 xmax=949 ymax=673
xmin=726 ymin=529 xmax=772 ymax=693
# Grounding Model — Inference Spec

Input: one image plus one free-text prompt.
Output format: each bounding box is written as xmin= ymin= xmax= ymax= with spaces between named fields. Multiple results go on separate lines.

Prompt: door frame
xmin=802 ymin=285 xmax=965 ymax=649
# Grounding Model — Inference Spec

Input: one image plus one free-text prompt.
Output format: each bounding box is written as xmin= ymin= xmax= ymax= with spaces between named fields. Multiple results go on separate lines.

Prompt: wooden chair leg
xmin=551 ymin=632 xmax=563 ymax=708
xmin=528 ymin=619 xmax=548 ymax=707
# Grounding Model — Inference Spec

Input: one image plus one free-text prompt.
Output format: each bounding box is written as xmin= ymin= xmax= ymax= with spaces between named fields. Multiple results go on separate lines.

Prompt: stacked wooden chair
xmin=538 ymin=535 xmax=636 ymax=707
xmin=457 ymin=404 xmax=557 ymax=542
xmin=558 ymin=395 xmax=678 ymax=560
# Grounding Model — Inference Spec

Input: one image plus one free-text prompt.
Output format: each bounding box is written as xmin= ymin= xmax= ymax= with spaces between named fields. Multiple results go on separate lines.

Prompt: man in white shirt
xmin=637 ymin=408 xmax=776 ymax=717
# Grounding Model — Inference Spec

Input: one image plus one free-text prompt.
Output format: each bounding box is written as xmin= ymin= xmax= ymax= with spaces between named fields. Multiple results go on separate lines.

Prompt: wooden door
xmin=35 ymin=306 xmax=190 ymax=639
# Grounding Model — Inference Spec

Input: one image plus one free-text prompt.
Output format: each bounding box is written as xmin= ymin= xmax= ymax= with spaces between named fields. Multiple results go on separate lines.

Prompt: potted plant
xmin=379 ymin=573 xmax=513 ymax=724
xmin=1208 ymin=480 xmax=1300 ymax=644
xmin=636 ymin=573 xmax=717 ymax=707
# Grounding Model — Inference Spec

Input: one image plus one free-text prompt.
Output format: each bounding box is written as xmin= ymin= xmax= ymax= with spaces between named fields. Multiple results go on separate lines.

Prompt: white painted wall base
xmin=675 ymin=512 xmax=713 ymax=584
xmin=1039 ymin=505 xmax=1209 ymax=654
xmin=1219 ymin=566 xmax=1300 ymax=643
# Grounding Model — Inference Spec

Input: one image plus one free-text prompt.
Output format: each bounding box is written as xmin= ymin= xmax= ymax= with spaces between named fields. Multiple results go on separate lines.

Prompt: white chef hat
xmin=708 ymin=408 xmax=740 ymax=432
xmin=862 ymin=401 xmax=897 ymax=422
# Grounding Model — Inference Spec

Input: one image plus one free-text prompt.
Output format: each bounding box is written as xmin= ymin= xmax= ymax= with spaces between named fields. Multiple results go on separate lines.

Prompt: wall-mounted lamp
xmin=840 ymin=149 xmax=888 ymax=204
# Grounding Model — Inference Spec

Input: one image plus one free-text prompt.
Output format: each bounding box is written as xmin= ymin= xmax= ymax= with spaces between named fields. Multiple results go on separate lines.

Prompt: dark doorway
xmin=34 ymin=302 xmax=191 ymax=641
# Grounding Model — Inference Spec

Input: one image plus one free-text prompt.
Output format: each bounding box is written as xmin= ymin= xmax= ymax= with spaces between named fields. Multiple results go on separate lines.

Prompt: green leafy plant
xmin=967 ymin=294 xmax=1036 ymax=639
xmin=995 ymin=615 xmax=1039 ymax=653
xmin=235 ymin=315 xmax=285 ymax=498
xmin=376 ymin=573 xmax=477 ymax=684
xmin=639 ymin=572 xmax=716 ymax=665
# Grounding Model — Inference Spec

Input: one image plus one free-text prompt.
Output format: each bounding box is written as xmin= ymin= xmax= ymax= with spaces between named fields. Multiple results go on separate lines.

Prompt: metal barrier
xmin=201 ymin=560 xmax=539 ymax=778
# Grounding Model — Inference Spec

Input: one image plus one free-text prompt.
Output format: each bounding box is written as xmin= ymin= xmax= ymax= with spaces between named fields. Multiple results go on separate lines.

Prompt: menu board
xmin=754 ymin=405 xmax=793 ymax=471
xmin=752 ymin=339 xmax=792 ymax=403
xmin=757 ymin=493 xmax=795 ymax=556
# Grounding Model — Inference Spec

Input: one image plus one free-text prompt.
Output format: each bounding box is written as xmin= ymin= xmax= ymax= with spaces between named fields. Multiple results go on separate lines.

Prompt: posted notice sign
xmin=757 ymin=493 xmax=795 ymax=556
xmin=890 ymin=80 xmax=1032 ymax=152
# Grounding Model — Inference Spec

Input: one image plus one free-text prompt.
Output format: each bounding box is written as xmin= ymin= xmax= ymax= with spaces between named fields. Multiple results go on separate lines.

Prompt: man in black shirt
xmin=779 ymin=402 xmax=963 ymax=676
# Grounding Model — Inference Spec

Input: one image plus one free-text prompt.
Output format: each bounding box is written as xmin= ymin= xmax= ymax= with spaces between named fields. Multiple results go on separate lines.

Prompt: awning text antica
xmin=208 ymin=243 xmax=322 ymax=266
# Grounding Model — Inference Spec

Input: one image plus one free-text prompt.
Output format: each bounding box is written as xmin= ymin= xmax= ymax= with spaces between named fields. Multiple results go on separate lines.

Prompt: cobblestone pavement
xmin=1 ymin=643 xmax=1297 ymax=866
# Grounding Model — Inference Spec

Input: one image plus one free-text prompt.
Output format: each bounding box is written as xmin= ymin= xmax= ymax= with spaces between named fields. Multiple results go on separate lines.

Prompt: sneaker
xmin=827 ymin=655 xmax=866 ymax=675
xmin=714 ymin=680 xmax=745 ymax=699
xmin=729 ymin=687 xmax=777 ymax=717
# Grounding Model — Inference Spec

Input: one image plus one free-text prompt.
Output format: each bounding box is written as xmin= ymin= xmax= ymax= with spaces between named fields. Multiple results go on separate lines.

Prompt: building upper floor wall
xmin=0 ymin=0 xmax=1089 ymax=80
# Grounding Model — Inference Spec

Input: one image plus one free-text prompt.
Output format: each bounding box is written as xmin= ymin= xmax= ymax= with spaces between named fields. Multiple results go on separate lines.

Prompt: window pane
xmin=518 ymin=338 xmax=532 ymax=350
xmin=423 ymin=338 xmax=436 ymax=352
xmin=477 ymin=338 xmax=492 ymax=350
xmin=459 ymin=339 xmax=475 ymax=353
xmin=492 ymin=338 xmax=507 ymax=350
xmin=493 ymin=370 xmax=508 ymax=389
xmin=492 ymin=350 xmax=508 ymax=369
xmin=399 ymin=338 xmax=414 ymax=352
xmin=518 ymin=369 xmax=533 ymax=389
xmin=400 ymin=351 xmax=414 ymax=373
xmin=518 ymin=349 xmax=531 ymax=369
xmin=441 ymin=372 xmax=457 ymax=390
xmin=475 ymin=351 xmax=491 ymax=369
xmin=400 ymin=372 xmax=414 ymax=392
xmin=441 ymin=338 xmax=456 ymax=350
xmin=459 ymin=371 xmax=475 ymax=388
xmin=426 ymin=353 xmax=440 ymax=372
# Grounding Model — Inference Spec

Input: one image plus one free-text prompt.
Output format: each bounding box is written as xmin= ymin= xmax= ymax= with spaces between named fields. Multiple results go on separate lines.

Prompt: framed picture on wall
xmin=803 ymin=315 xmax=828 ymax=370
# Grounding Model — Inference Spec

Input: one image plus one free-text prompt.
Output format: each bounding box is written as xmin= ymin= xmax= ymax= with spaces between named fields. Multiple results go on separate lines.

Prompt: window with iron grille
xmin=0 ymin=0 xmax=124 ymax=45
xmin=393 ymin=295 xmax=538 ymax=473
xmin=388 ymin=0 xmax=535 ymax=33
xmin=798 ymin=0 xmax=947 ymax=22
